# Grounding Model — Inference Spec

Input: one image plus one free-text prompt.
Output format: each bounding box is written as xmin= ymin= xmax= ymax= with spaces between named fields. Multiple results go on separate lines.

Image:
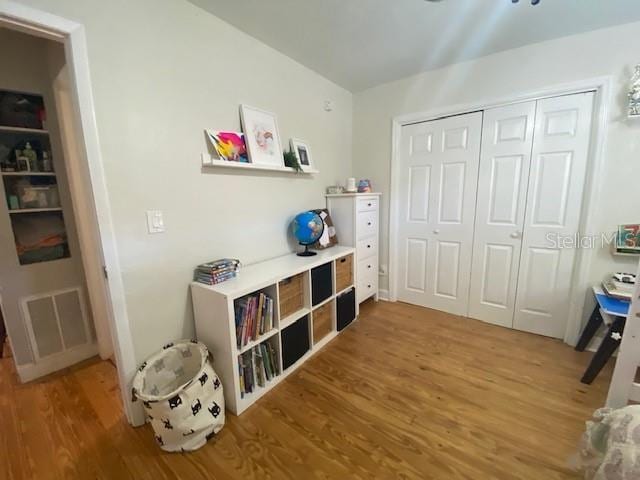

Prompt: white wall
xmin=353 ymin=22 xmax=640 ymax=307
xmin=12 ymin=0 xmax=353 ymax=363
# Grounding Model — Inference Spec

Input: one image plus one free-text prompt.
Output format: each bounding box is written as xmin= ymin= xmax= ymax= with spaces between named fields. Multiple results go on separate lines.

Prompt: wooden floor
xmin=0 ymin=300 xmax=612 ymax=479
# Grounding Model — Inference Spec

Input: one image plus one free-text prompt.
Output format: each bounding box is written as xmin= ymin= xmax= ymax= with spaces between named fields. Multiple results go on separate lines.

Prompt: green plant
xmin=283 ymin=148 xmax=303 ymax=172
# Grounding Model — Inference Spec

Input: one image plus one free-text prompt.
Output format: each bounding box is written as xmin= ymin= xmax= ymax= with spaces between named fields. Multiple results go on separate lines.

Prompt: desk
xmin=575 ymin=286 xmax=630 ymax=384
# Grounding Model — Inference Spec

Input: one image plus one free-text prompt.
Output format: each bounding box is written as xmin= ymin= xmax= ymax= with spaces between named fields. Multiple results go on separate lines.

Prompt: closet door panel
xmin=397 ymin=112 xmax=482 ymax=314
xmin=468 ymin=101 xmax=536 ymax=327
xmin=513 ymin=92 xmax=595 ymax=338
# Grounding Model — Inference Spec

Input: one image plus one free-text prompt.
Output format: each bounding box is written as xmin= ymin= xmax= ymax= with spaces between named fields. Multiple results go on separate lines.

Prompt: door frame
xmin=389 ymin=76 xmax=612 ymax=345
xmin=0 ymin=1 xmax=143 ymax=425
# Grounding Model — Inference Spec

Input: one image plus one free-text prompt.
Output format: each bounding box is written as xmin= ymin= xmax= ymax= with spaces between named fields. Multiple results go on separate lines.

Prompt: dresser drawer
xmin=356 ymin=236 xmax=377 ymax=260
xmin=356 ymin=197 xmax=378 ymax=213
xmin=357 ymin=271 xmax=378 ymax=303
xmin=357 ymin=257 xmax=377 ymax=281
xmin=356 ymin=211 xmax=377 ymax=239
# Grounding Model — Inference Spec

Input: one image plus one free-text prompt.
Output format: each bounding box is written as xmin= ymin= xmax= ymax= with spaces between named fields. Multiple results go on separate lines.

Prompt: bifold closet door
xmin=468 ymin=101 xmax=536 ymax=328
xmin=513 ymin=92 xmax=595 ymax=338
xmin=397 ymin=112 xmax=482 ymax=315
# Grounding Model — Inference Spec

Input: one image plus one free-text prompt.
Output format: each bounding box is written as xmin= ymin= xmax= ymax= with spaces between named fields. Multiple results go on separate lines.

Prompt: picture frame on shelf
xmin=205 ymin=130 xmax=249 ymax=163
xmin=290 ymin=138 xmax=314 ymax=172
xmin=239 ymin=105 xmax=283 ymax=167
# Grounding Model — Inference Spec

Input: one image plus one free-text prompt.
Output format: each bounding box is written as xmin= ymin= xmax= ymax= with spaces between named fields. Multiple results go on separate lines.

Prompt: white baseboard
xmin=16 ymin=342 xmax=99 ymax=383
xmin=378 ymin=289 xmax=390 ymax=301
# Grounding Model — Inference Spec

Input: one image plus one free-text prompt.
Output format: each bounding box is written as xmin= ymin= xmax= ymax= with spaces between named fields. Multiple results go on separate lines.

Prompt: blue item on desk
xmin=594 ymin=293 xmax=630 ymax=317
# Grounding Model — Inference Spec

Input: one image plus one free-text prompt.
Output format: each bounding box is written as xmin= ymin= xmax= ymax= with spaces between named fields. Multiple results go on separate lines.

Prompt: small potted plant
xmin=283 ymin=148 xmax=303 ymax=173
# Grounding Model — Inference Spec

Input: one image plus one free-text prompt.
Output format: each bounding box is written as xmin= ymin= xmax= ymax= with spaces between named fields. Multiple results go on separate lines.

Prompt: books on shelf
xmin=239 ymin=340 xmax=279 ymax=398
xmin=194 ymin=258 xmax=240 ymax=285
xmin=235 ymin=292 xmax=275 ymax=349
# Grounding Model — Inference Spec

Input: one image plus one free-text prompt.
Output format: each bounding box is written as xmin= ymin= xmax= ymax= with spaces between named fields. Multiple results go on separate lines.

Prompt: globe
xmin=292 ymin=211 xmax=325 ymax=256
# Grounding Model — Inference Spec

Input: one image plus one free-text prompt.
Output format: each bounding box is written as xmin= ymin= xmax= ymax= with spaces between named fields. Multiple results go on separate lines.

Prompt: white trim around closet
xmin=388 ymin=76 xmax=612 ymax=346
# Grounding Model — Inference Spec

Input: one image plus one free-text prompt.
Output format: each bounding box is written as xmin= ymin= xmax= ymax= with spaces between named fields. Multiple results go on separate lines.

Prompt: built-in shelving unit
xmin=0 ymin=89 xmax=69 ymax=265
xmin=202 ymin=157 xmax=319 ymax=175
xmin=191 ymin=246 xmax=357 ymax=415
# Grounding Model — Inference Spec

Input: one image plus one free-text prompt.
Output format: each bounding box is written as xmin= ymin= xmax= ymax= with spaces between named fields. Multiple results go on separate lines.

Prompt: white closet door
xmin=513 ymin=92 xmax=595 ymax=338
xmin=397 ymin=112 xmax=482 ymax=315
xmin=468 ymin=101 xmax=536 ymax=327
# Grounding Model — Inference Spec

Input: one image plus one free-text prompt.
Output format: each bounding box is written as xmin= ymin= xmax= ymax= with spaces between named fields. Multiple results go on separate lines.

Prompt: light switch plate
xmin=146 ymin=210 xmax=165 ymax=234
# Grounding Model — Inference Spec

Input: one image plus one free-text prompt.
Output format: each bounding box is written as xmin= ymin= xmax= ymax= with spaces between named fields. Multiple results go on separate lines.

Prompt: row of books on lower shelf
xmin=235 ymin=292 xmax=274 ymax=349
xmin=238 ymin=341 xmax=279 ymax=398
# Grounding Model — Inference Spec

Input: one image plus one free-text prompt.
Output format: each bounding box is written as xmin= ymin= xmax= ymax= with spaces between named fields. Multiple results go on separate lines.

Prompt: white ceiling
xmin=189 ymin=0 xmax=640 ymax=92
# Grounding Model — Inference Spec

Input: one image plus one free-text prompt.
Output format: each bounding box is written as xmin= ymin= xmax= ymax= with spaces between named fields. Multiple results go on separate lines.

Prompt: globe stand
xmin=297 ymin=243 xmax=317 ymax=257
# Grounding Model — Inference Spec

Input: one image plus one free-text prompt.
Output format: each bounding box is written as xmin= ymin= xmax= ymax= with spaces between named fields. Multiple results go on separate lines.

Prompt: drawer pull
xmin=367 ymin=245 xmax=371 ymax=249
xmin=367 ymin=203 xmax=372 ymax=207
xmin=367 ymin=265 xmax=372 ymax=269
xmin=367 ymin=221 xmax=372 ymax=226
xmin=367 ymin=284 xmax=372 ymax=288
xmin=340 ymin=258 xmax=346 ymax=263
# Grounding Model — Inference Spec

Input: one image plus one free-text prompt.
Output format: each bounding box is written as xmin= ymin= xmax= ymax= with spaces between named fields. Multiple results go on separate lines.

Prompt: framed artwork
xmin=616 ymin=224 xmax=640 ymax=254
xmin=290 ymin=138 xmax=314 ymax=172
xmin=239 ymin=105 xmax=283 ymax=166
xmin=206 ymin=130 xmax=248 ymax=162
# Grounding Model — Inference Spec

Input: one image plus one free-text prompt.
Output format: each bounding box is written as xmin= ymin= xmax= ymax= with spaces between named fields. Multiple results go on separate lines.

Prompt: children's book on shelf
xmin=194 ymin=258 xmax=240 ymax=285
xmin=235 ymin=291 xmax=274 ymax=349
xmin=238 ymin=340 xmax=279 ymax=398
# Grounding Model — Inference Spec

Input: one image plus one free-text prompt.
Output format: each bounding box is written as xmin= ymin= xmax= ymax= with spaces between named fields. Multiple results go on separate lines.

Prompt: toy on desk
xmin=602 ymin=272 xmax=636 ymax=301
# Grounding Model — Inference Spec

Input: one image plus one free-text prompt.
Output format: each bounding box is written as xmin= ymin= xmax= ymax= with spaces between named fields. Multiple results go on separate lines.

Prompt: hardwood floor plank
xmin=0 ymin=300 xmax=610 ymax=479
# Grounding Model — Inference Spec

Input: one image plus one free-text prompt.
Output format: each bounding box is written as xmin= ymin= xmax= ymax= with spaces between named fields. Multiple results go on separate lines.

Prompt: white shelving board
xmin=191 ymin=246 xmax=356 ymax=415
xmin=9 ymin=207 xmax=63 ymax=214
xmin=202 ymin=157 xmax=318 ymax=175
xmin=0 ymin=125 xmax=49 ymax=135
xmin=1 ymin=171 xmax=56 ymax=176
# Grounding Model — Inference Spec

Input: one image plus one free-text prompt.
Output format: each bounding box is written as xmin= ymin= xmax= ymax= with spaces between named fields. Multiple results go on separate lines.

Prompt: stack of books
xmin=238 ymin=341 xmax=279 ymax=397
xmin=194 ymin=258 xmax=240 ymax=285
xmin=235 ymin=292 xmax=274 ymax=349
xmin=602 ymin=272 xmax=636 ymax=301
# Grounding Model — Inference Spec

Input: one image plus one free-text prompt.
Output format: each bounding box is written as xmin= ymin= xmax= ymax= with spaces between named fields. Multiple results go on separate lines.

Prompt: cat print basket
xmin=132 ymin=340 xmax=225 ymax=452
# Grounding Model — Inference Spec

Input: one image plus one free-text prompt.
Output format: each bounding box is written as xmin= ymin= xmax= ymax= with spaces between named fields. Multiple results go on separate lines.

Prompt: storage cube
xmin=311 ymin=262 xmax=332 ymax=306
xmin=313 ymin=300 xmax=333 ymax=345
xmin=335 ymin=254 xmax=353 ymax=293
xmin=337 ymin=288 xmax=356 ymax=331
xmin=281 ymin=315 xmax=310 ymax=370
xmin=278 ymin=273 xmax=305 ymax=319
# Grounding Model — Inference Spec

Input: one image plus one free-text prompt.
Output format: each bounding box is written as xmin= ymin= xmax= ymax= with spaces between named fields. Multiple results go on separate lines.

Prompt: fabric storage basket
xmin=132 ymin=340 xmax=225 ymax=452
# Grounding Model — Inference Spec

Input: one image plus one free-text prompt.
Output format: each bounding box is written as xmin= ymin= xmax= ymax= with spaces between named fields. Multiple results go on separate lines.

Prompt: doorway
xmin=0 ymin=1 xmax=142 ymax=426
xmin=0 ymin=28 xmax=101 ymax=379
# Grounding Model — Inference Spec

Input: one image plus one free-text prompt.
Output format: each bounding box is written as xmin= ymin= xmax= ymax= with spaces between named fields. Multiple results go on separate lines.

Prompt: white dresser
xmin=326 ymin=193 xmax=381 ymax=304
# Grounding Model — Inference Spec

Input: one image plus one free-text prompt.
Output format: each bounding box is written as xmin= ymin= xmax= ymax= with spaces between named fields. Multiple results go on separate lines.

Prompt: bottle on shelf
xmin=24 ymin=143 xmax=38 ymax=172
xmin=41 ymin=151 xmax=53 ymax=172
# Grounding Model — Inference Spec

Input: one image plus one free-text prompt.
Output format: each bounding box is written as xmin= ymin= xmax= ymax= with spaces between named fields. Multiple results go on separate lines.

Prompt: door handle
xmin=510 ymin=231 xmax=522 ymax=239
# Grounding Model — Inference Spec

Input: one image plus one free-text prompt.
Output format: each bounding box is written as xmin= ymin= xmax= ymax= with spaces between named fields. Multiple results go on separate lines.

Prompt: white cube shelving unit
xmin=191 ymin=246 xmax=356 ymax=415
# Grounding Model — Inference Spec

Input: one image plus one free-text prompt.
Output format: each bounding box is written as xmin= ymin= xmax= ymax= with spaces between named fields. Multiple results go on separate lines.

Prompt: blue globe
xmin=292 ymin=211 xmax=324 ymax=256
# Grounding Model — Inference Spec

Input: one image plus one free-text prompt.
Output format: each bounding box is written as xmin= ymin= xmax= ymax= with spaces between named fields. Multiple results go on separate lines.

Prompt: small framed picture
xmin=290 ymin=138 xmax=314 ymax=172
xmin=239 ymin=105 xmax=284 ymax=167
xmin=205 ymin=131 xmax=248 ymax=162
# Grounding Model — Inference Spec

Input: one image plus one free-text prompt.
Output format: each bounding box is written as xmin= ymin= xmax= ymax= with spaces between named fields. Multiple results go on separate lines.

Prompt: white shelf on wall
xmin=202 ymin=157 xmax=318 ymax=175
xmin=8 ymin=207 xmax=63 ymax=214
xmin=1 ymin=171 xmax=56 ymax=177
xmin=0 ymin=125 xmax=49 ymax=135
